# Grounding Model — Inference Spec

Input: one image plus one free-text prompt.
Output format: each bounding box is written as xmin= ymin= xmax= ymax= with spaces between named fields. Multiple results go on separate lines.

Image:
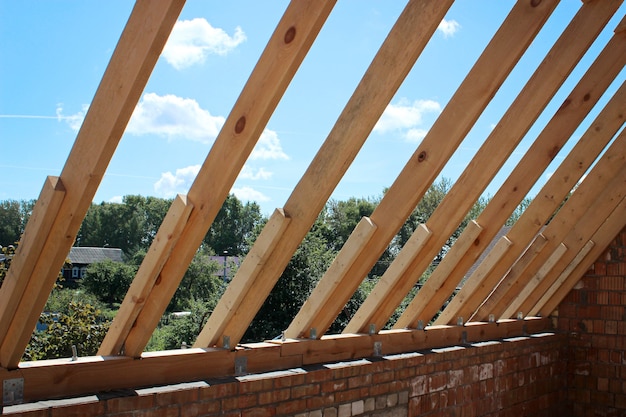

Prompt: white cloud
xmin=405 ymin=128 xmax=429 ymax=144
xmin=108 ymin=195 xmax=123 ymax=204
xmin=163 ymin=18 xmax=246 ymax=70
xmin=127 ymin=93 xmax=225 ymax=143
xmin=251 ymin=129 xmax=289 ymax=160
xmin=374 ymin=98 xmax=441 ymax=142
xmin=56 ymin=103 xmax=89 ymax=131
xmin=154 ymin=164 xmax=200 ymax=197
xmin=231 ymin=186 xmax=270 ymax=203
xmin=438 ymin=18 xmax=460 ymax=38
xmin=239 ymin=166 xmax=273 ymax=181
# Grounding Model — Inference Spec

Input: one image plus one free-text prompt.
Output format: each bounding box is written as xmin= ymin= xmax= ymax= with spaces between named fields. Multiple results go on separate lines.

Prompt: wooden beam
xmin=383 ymin=219 xmax=484 ymax=330
xmin=530 ymin=239 xmax=595 ymax=316
xmin=296 ymin=0 xmax=559 ymax=338
xmin=116 ymin=0 xmax=338 ymax=357
xmin=194 ymin=208 xmax=291 ymax=347
xmin=470 ymin=97 xmax=625 ymax=323
xmin=436 ymin=30 xmax=626 ymax=326
xmin=502 ymin=243 xmax=568 ymax=318
xmin=193 ymin=0 xmax=455 ymax=349
xmin=487 ymin=147 xmax=626 ymax=320
xmin=0 ymin=318 xmax=551 ymax=405
xmin=0 ymin=0 xmax=185 ymax=369
xmin=414 ymin=234 xmax=512 ymax=328
xmin=284 ymin=216 xmax=379 ymax=339
xmin=354 ymin=0 xmax=619 ymax=332
xmin=99 ymin=194 xmax=193 ymax=356
xmin=0 ymin=176 xmax=65 ymax=334
xmin=512 ymin=171 xmax=626 ymax=318
xmin=538 ymin=197 xmax=626 ymax=316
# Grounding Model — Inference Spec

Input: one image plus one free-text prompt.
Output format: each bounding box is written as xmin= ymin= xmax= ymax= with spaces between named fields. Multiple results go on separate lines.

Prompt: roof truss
xmin=1 ymin=0 xmax=625 ymax=403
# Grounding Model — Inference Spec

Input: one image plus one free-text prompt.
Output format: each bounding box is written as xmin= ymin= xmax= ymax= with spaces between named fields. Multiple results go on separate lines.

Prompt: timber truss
xmin=1 ymin=0 xmax=625 ymax=405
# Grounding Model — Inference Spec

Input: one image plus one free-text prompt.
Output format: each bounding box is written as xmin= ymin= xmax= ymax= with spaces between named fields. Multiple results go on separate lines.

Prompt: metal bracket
xmin=488 ymin=314 xmax=495 ymax=323
xmin=235 ymin=357 xmax=248 ymax=376
xmin=369 ymin=324 xmax=376 ymax=335
xmin=309 ymin=328 xmax=317 ymax=339
xmin=457 ymin=317 xmax=464 ymax=326
xmin=517 ymin=312 xmax=524 ymax=320
xmin=223 ymin=335 xmax=231 ymax=350
xmin=417 ymin=320 xmax=424 ymax=330
xmin=3 ymin=378 xmax=24 ymax=406
xmin=373 ymin=341 xmax=382 ymax=357
xmin=462 ymin=331 xmax=468 ymax=344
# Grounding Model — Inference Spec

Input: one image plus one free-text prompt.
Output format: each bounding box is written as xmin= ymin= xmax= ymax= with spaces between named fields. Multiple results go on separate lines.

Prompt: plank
xmin=284 ymin=216 xmax=378 ymax=339
xmin=501 ymin=242 xmax=568 ymax=318
xmin=427 ymin=235 xmax=513 ymax=327
xmin=117 ymin=0 xmax=338 ymax=357
xmin=530 ymin=239 xmax=595 ymax=316
xmin=98 ymin=194 xmax=193 ymax=356
xmin=350 ymin=0 xmax=619 ymax=333
xmin=0 ymin=0 xmax=185 ymax=369
xmin=468 ymin=83 xmax=626 ymax=322
xmin=302 ymin=0 xmax=559 ymax=338
xmin=194 ymin=208 xmax=291 ymax=347
xmin=194 ymin=0 xmax=455 ymax=350
xmin=538 ymin=197 xmax=626 ymax=316
xmin=0 ymin=177 xmax=65 ymax=336
xmin=488 ymin=151 xmax=626 ymax=319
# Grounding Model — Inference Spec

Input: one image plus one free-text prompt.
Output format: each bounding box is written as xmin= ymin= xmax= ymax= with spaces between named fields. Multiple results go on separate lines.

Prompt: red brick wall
xmin=556 ymin=227 xmax=626 ymax=416
xmin=4 ymin=333 xmax=567 ymax=417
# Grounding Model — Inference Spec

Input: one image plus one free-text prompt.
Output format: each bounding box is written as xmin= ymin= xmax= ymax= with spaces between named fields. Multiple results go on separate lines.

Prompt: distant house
xmin=62 ymin=247 xmax=124 ymax=283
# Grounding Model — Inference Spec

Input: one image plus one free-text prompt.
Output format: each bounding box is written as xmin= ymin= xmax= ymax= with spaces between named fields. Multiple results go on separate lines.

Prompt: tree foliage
xmin=23 ymin=300 xmax=110 ymax=361
xmin=81 ymin=259 xmax=137 ymax=305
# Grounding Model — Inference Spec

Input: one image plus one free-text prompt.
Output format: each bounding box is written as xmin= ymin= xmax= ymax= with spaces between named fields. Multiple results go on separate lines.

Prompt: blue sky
xmin=1 ymin=2 xmax=624 ymax=216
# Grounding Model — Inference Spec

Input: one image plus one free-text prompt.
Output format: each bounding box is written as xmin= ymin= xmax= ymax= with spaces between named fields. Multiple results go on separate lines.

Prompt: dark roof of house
xmin=68 ymin=247 xmax=123 ymax=265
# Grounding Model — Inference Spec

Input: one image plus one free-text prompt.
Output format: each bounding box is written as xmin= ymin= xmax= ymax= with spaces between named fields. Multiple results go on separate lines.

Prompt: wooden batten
xmin=117 ymin=0 xmax=338 ymax=357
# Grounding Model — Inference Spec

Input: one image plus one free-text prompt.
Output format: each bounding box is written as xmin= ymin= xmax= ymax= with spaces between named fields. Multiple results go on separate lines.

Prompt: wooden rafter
xmin=100 ymin=0 xmax=338 ymax=357
xmin=194 ymin=0 xmax=455 ymax=349
xmin=288 ymin=0 xmax=560 ymax=339
xmin=0 ymin=0 xmax=185 ymax=369
xmin=451 ymin=80 xmax=626 ymax=324
xmin=361 ymin=0 xmax=622 ymax=332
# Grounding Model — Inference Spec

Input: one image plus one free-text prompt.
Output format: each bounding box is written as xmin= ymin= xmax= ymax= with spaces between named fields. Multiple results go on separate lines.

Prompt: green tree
xmin=23 ymin=300 xmax=110 ymax=361
xmin=204 ymin=194 xmax=263 ymax=256
xmin=0 ymin=199 xmax=33 ymax=245
xmin=81 ymin=259 xmax=137 ymax=305
xmin=168 ymin=249 xmax=223 ymax=312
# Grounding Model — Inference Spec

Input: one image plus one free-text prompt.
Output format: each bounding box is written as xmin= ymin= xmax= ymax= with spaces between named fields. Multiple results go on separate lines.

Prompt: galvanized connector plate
xmin=3 ymin=378 xmax=24 ymax=406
